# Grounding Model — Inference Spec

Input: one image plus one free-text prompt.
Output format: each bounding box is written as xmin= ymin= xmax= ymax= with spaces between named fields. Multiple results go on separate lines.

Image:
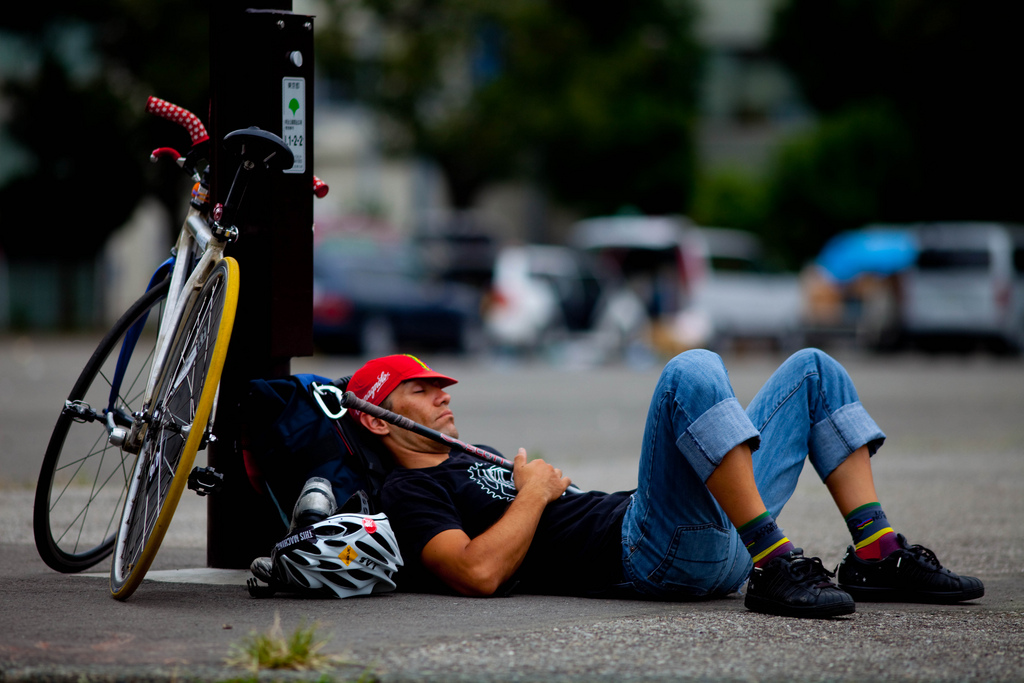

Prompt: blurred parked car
xmin=483 ymin=244 xmax=619 ymax=350
xmin=312 ymin=236 xmax=483 ymax=355
xmin=690 ymin=227 xmax=803 ymax=350
xmin=902 ymin=222 xmax=1024 ymax=352
xmin=414 ymin=210 xmax=498 ymax=289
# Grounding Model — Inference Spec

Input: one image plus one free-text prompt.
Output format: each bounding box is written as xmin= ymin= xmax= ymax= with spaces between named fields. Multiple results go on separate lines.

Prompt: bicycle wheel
xmin=110 ymin=257 xmax=239 ymax=599
xmin=33 ymin=278 xmax=171 ymax=573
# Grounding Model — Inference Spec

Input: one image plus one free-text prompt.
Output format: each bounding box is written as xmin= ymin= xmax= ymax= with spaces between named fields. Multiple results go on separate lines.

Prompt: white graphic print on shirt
xmin=468 ymin=462 xmax=516 ymax=501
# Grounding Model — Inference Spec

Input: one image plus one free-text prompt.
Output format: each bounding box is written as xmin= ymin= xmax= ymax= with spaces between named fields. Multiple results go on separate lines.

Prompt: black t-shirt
xmin=382 ymin=452 xmax=632 ymax=596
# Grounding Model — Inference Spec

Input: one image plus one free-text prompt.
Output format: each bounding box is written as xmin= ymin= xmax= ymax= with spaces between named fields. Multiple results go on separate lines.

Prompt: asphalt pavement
xmin=1 ymin=335 xmax=1022 ymax=682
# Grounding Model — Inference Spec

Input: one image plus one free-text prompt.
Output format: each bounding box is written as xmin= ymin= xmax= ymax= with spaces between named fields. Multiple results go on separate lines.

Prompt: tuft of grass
xmin=225 ymin=611 xmax=344 ymax=675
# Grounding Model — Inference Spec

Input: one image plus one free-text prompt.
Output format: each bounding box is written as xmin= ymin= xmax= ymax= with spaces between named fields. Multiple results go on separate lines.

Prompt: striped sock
xmin=739 ymin=511 xmax=795 ymax=568
xmin=845 ymin=502 xmax=899 ymax=560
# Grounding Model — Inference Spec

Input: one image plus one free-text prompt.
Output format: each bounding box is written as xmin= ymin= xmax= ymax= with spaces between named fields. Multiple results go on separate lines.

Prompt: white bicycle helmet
xmin=269 ymin=512 xmax=403 ymax=598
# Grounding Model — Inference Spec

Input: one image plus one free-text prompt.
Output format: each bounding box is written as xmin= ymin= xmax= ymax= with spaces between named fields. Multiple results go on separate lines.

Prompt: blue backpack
xmin=240 ymin=373 xmax=392 ymax=530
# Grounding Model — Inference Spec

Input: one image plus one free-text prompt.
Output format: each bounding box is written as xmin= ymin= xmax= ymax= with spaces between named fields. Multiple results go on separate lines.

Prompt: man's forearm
xmin=422 ymin=486 xmax=550 ymax=596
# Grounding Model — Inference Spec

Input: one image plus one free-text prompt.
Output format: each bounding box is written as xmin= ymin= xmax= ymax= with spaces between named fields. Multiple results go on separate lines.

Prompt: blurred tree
xmin=765 ymin=0 xmax=1021 ymax=265
xmin=763 ymin=102 xmax=919 ymax=268
xmin=689 ymin=167 xmax=767 ymax=235
xmin=322 ymin=0 xmax=703 ymax=219
xmin=0 ymin=0 xmax=208 ymax=265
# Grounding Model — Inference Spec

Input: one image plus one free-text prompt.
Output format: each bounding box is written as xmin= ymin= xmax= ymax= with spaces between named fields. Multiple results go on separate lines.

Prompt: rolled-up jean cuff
xmin=809 ymin=401 xmax=886 ymax=481
xmin=675 ymin=397 xmax=761 ymax=483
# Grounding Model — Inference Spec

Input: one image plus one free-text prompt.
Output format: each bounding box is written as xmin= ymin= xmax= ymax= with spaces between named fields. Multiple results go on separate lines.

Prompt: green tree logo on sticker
xmin=289 ymin=98 xmax=300 ymax=115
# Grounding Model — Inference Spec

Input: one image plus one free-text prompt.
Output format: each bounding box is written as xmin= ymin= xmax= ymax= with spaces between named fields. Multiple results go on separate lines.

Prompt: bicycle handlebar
xmin=149 ymin=147 xmax=182 ymax=164
xmin=146 ymin=97 xmax=210 ymax=147
xmin=313 ymin=176 xmax=328 ymax=198
xmin=146 ymin=96 xmax=329 ymax=197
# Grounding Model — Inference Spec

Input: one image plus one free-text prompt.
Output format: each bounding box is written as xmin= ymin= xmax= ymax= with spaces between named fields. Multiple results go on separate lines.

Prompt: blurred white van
xmin=902 ymin=222 xmax=1024 ymax=352
xmin=691 ymin=227 xmax=803 ymax=350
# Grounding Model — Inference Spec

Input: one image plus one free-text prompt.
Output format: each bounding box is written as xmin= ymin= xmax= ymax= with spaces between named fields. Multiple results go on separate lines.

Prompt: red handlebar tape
xmin=146 ymin=96 xmax=210 ymax=147
xmin=147 ymin=96 xmax=328 ymax=198
xmin=313 ymin=176 xmax=329 ymax=198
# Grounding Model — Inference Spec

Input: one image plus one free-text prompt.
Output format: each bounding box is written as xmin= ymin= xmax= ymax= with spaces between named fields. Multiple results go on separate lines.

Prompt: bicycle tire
xmin=33 ymin=278 xmax=171 ymax=573
xmin=110 ymin=257 xmax=239 ymax=599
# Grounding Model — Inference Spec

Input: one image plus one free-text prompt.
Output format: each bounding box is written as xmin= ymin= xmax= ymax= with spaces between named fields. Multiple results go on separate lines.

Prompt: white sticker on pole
xmin=282 ymin=77 xmax=305 ymax=174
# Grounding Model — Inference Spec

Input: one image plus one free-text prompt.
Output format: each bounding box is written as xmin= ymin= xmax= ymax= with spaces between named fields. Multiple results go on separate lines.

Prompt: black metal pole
xmin=206 ymin=1 xmax=315 ymax=568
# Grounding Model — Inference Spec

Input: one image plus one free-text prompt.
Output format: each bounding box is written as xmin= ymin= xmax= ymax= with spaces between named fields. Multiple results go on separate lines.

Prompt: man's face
xmin=383 ymin=378 xmax=458 ymax=452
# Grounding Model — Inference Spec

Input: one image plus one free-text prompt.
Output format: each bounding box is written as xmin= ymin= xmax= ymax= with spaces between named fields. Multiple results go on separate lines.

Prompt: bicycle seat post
xmin=211 ymin=127 xmax=294 ymax=241
xmin=210 ymin=160 xmax=251 ymax=241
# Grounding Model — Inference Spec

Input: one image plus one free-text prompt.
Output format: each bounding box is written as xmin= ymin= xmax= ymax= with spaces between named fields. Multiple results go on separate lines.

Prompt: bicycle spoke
xmin=83 ymin=448 xmax=132 ymax=541
xmin=99 ymin=341 xmax=157 ymax=411
xmin=50 ymin=439 xmax=132 ymax=552
xmin=120 ymin=417 xmax=182 ymax=571
xmin=54 ymin=463 xmax=122 ymax=551
xmin=51 ymin=430 xmax=107 ymax=481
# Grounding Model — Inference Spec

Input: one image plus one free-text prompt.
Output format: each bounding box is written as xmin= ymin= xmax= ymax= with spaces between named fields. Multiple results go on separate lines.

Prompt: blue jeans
xmin=620 ymin=348 xmax=886 ymax=599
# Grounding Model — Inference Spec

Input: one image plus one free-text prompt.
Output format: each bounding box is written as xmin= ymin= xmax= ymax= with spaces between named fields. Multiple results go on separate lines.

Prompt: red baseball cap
xmin=347 ymin=354 xmax=457 ymax=414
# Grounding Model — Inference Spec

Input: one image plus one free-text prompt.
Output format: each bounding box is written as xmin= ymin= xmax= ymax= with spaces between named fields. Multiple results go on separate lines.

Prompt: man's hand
xmin=512 ymin=448 xmax=572 ymax=502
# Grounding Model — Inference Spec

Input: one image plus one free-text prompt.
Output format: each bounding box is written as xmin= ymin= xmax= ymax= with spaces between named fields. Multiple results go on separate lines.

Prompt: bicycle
xmin=32 ymin=96 xmax=322 ymax=600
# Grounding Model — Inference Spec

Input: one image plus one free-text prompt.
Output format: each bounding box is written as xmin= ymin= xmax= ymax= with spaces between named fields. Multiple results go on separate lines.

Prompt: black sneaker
xmin=745 ymin=549 xmax=855 ymax=618
xmin=250 ymin=556 xmax=277 ymax=584
xmin=248 ymin=557 xmax=281 ymax=598
xmin=837 ymin=533 xmax=984 ymax=604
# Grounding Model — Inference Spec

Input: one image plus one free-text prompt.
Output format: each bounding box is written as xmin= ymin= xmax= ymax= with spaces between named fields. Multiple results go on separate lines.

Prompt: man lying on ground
xmin=287 ymin=351 xmax=984 ymax=617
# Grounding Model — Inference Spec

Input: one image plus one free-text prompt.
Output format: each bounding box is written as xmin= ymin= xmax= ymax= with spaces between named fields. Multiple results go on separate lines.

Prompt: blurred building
xmin=308 ymin=0 xmax=808 ymax=246
xmin=694 ymin=0 xmax=811 ymax=172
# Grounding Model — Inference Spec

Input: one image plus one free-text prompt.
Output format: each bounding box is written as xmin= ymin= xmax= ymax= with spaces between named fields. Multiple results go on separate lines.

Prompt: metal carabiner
xmin=311 ymin=382 xmax=347 ymax=419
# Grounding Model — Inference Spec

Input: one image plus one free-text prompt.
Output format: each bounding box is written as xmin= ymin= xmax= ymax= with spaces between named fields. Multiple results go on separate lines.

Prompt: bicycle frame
xmin=108 ymin=201 xmax=228 ymax=454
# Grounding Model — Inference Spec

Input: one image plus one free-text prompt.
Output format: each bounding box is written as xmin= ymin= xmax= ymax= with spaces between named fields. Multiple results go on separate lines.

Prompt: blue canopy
xmin=816 ymin=227 xmax=918 ymax=283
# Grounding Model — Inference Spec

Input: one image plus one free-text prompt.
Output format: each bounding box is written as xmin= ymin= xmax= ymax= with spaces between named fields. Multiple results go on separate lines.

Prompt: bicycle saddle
xmin=223 ymin=127 xmax=294 ymax=172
